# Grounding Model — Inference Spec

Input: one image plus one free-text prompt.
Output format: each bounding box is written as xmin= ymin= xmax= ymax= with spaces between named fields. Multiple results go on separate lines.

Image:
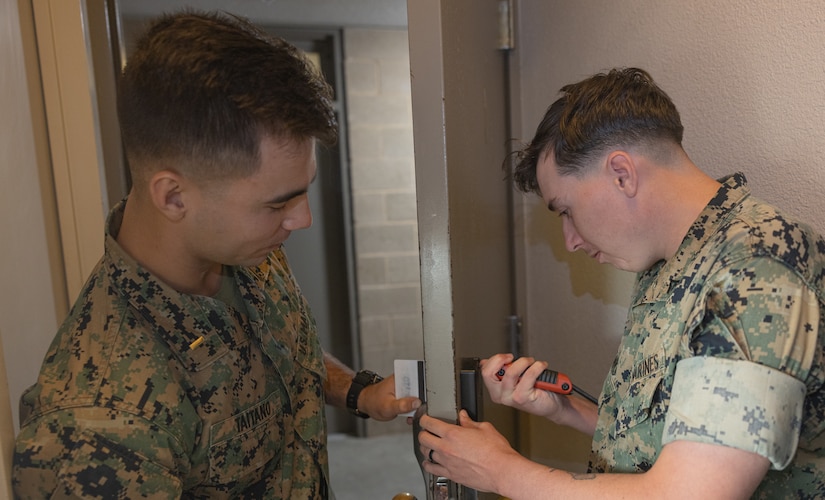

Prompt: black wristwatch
xmin=346 ymin=370 xmax=383 ymax=419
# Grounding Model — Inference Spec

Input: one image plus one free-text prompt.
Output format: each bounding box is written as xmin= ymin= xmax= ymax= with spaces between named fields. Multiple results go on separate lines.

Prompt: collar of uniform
xmin=633 ymin=172 xmax=751 ymax=304
xmin=234 ymin=258 xmax=273 ymax=340
xmin=104 ymin=199 xmax=231 ymax=371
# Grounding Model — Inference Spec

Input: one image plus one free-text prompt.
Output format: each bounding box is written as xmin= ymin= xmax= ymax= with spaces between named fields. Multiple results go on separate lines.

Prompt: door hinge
xmin=497 ymin=0 xmax=515 ymax=50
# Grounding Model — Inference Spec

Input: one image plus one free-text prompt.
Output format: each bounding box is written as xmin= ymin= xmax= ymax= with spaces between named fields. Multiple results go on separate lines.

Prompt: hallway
xmin=328 ymin=431 xmax=426 ymax=499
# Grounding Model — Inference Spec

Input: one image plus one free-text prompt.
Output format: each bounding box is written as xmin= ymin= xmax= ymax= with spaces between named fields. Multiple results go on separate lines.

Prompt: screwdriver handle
xmin=495 ymin=363 xmax=573 ymax=395
xmin=535 ymin=368 xmax=573 ymax=394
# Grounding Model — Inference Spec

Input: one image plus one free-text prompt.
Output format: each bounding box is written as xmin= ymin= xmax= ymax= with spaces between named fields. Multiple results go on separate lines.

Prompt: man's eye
xmin=558 ymin=210 xmax=570 ymax=218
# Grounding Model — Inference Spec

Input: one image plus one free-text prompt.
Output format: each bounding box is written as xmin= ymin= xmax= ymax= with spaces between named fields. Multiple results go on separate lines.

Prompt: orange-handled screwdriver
xmin=496 ymin=363 xmax=598 ymax=404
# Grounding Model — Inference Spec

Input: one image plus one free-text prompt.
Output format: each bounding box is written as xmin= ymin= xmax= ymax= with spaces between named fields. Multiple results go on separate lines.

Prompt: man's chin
xmin=235 ymin=250 xmax=276 ymax=268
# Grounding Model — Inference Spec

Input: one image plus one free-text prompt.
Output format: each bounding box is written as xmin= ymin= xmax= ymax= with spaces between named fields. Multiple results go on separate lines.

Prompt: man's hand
xmin=481 ymin=353 xmax=599 ymax=434
xmin=481 ymin=354 xmax=566 ymax=419
xmin=417 ymin=410 xmax=525 ymax=493
xmin=358 ymin=374 xmax=421 ymax=421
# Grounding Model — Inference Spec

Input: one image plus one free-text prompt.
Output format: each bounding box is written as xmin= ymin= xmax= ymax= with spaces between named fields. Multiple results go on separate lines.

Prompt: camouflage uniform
xmin=590 ymin=173 xmax=825 ymax=498
xmin=13 ymin=201 xmax=332 ymax=498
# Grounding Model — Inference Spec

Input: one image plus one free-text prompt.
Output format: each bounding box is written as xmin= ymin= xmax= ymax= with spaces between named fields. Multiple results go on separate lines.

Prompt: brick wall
xmin=343 ymin=28 xmax=424 ymax=436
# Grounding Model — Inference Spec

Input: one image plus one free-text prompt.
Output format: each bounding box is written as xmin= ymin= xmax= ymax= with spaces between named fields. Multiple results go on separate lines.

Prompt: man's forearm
xmin=323 ymin=351 xmax=356 ymax=408
xmin=553 ymin=394 xmax=599 ymax=436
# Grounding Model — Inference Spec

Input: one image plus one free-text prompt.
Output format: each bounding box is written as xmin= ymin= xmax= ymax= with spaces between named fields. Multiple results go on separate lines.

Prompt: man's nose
xmin=283 ymin=196 xmax=312 ymax=231
xmin=562 ymin=217 xmax=583 ymax=253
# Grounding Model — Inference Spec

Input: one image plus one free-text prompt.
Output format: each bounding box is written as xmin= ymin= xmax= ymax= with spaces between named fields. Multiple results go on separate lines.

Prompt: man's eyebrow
xmin=267 ymin=188 xmax=307 ymax=205
xmin=547 ymin=197 xmax=558 ymax=212
xmin=266 ymin=171 xmax=317 ymax=204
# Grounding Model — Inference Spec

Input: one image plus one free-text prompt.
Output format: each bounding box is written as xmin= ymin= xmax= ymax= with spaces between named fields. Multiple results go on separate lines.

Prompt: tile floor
xmin=328 ymin=431 xmax=427 ymax=500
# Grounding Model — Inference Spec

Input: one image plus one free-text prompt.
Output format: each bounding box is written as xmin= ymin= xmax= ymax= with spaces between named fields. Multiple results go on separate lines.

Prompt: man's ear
xmin=148 ymin=170 xmax=187 ymax=221
xmin=606 ymin=151 xmax=638 ymax=198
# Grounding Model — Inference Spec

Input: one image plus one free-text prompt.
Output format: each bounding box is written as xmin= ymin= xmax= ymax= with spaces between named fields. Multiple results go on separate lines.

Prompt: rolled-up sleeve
xmin=663 ymin=356 xmax=806 ymax=469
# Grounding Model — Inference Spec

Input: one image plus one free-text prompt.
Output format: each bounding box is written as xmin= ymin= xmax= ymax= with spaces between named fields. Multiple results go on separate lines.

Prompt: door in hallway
xmin=408 ymin=3 xmax=519 ymax=498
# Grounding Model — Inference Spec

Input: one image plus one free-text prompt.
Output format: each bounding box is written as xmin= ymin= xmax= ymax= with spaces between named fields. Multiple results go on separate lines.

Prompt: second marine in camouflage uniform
xmin=13 ymin=201 xmax=331 ymax=498
xmin=591 ymin=172 xmax=825 ymax=497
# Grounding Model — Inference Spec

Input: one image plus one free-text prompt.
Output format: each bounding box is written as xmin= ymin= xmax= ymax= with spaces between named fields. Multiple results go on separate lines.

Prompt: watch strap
xmin=346 ymin=370 xmax=383 ymax=418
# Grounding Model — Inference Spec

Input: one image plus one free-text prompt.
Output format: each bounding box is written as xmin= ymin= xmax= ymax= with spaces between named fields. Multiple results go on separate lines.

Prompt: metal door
xmin=408 ymin=2 xmax=519 ymax=497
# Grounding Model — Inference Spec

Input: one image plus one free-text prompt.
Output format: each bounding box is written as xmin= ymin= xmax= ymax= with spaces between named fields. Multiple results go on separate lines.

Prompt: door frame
xmin=31 ymin=0 xmax=113 ymax=300
xmin=407 ymin=0 xmax=519 ymax=444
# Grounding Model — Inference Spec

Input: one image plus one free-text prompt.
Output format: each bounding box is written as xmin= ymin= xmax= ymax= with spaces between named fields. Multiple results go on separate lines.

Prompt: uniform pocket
xmin=614 ymin=373 xmax=663 ymax=435
xmin=207 ymin=394 xmax=284 ymax=485
xmin=612 ymin=348 xmax=666 ymax=436
xmin=57 ymin=428 xmax=182 ymax=497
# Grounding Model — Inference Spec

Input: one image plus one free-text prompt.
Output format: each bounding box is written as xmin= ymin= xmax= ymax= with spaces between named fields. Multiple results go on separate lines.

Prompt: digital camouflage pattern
xmin=13 ymin=201 xmax=331 ymax=498
xmin=590 ymin=173 xmax=825 ymax=498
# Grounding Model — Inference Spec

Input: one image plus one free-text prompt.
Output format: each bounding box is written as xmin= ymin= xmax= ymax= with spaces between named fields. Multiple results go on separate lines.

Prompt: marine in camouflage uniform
xmin=414 ymin=68 xmax=825 ymax=497
xmin=13 ymin=10 xmax=422 ymax=499
xmin=591 ymin=172 xmax=825 ymax=497
xmin=13 ymin=200 xmax=331 ymax=498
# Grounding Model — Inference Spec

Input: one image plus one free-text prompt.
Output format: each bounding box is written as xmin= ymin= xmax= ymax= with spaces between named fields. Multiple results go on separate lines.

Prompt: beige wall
xmin=1 ymin=0 xmax=67 ymax=434
xmin=513 ymin=0 xmax=825 ymax=470
xmin=344 ymin=28 xmax=424 ymax=436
